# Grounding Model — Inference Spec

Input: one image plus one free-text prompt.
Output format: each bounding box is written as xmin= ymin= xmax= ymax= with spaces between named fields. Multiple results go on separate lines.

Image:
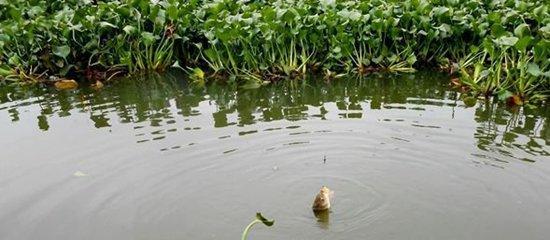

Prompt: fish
xmin=312 ymin=186 xmax=334 ymax=211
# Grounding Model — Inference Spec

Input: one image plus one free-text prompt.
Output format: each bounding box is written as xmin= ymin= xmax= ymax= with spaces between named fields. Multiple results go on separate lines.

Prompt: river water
xmin=0 ymin=71 xmax=549 ymax=240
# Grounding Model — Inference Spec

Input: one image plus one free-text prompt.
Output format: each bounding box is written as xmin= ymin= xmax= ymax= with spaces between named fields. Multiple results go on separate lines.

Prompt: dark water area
xmin=0 ymin=71 xmax=549 ymax=240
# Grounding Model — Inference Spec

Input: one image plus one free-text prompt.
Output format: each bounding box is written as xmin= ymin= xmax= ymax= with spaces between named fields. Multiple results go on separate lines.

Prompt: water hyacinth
xmin=0 ymin=0 xmax=548 ymax=103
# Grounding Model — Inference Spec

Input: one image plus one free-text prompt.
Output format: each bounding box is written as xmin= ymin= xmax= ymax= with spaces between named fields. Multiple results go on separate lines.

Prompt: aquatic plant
xmin=0 ymin=0 xmax=549 ymax=103
xmin=0 ymin=0 xmax=194 ymax=81
xmin=241 ymin=212 xmax=274 ymax=240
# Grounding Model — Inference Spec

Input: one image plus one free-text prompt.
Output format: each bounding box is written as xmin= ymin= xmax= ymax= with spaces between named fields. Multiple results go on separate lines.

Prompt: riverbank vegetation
xmin=0 ymin=0 xmax=549 ymax=103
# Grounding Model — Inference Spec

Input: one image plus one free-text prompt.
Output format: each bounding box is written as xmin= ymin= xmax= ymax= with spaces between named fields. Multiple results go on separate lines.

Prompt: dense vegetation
xmin=1 ymin=0 xmax=549 ymax=103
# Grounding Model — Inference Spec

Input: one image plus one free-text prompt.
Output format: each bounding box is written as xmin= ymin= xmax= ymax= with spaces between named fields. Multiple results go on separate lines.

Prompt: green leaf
xmin=8 ymin=55 xmax=20 ymax=66
xmin=255 ymin=213 xmax=274 ymax=226
xmin=123 ymin=25 xmax=137 ymax=35
xmin=494 ymin=36 xmax=518 ymax=47
xmin=490 ymin=24 xmax=506 ymax=38
xmin=514 ymin=36 xmax=533 ymax=52
xmin=526 ymin=63 xmax=542 ymax=77
xmin=407 ymin=54 xmax=417 ymax=65
xmin=53 ymin=45 xmax=71 ymax=58
xmin=190 ymin=67 xmax=204 ymax=80
xmin=497 ymin=90 xmax=513 ymax=101
xmin=99 ymin=21 xmax=117 ymax=29
xmin=533 ymin=6 xmax=548 ymax=20
xmin=514 ymin=23 xmax=529 ymax=37
xmin=539 ymin=24 xmax=550 ymax=38
xmin=320 ymin=0 xmax=336 ymax=8
xmin=167 ymin=5 xmax=178 ymax=20
xmin=463 ymin=96 xmax=477 ymax=107
xmin=141 ymin=32 xmax=156 ymax=45
xmin=432 ymin=7 xmax=449 ymax=16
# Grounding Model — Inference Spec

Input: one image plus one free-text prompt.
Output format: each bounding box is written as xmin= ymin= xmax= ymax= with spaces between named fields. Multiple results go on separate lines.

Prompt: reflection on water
xmin=1 ymin=71 xmax=547 ymax=163
xmin=313 ymin=210 xmax=330 ymax=230
xmin=1 ymin=70 xmax=549 ymax=240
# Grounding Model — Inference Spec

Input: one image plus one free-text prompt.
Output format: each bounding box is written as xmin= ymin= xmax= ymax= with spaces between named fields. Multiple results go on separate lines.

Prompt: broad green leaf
xmin=141 ymin=32 xmax=156 ymax=45
xmin=514 ymin=36 xmax=533 ymax=52
xmin=53 ymin=45 xmax=71 ymax=58
xmin=494 ymin=36 xmax=518 ymax=47
xmin=513 ymin=23 xmax=529 ymax=37
xmin=123 ymin=25 xmax=137 ymax=35
xmin=407 ymin=54 xmax=417 ymax=65
xmin=432 ymin=7 xmax=449 ymax=16
xmin=167 ymin=5 xmax=178 ymax=20
xmin=533 ymin=6 xmax=547 ymax=20
xmin=539 ymin=24 xmax=550 ymax=38
xmin=490 ymin=24 xmax=506 ymax=38
xmin=527 ymin=63 xmax=542 ymax=77
xmin=320 ymin=0 xmax=336 ymax=8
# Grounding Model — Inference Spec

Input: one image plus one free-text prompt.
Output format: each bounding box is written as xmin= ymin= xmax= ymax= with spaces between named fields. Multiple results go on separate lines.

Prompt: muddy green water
xmin=0 ymin=71 xmax=549 ymax=240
